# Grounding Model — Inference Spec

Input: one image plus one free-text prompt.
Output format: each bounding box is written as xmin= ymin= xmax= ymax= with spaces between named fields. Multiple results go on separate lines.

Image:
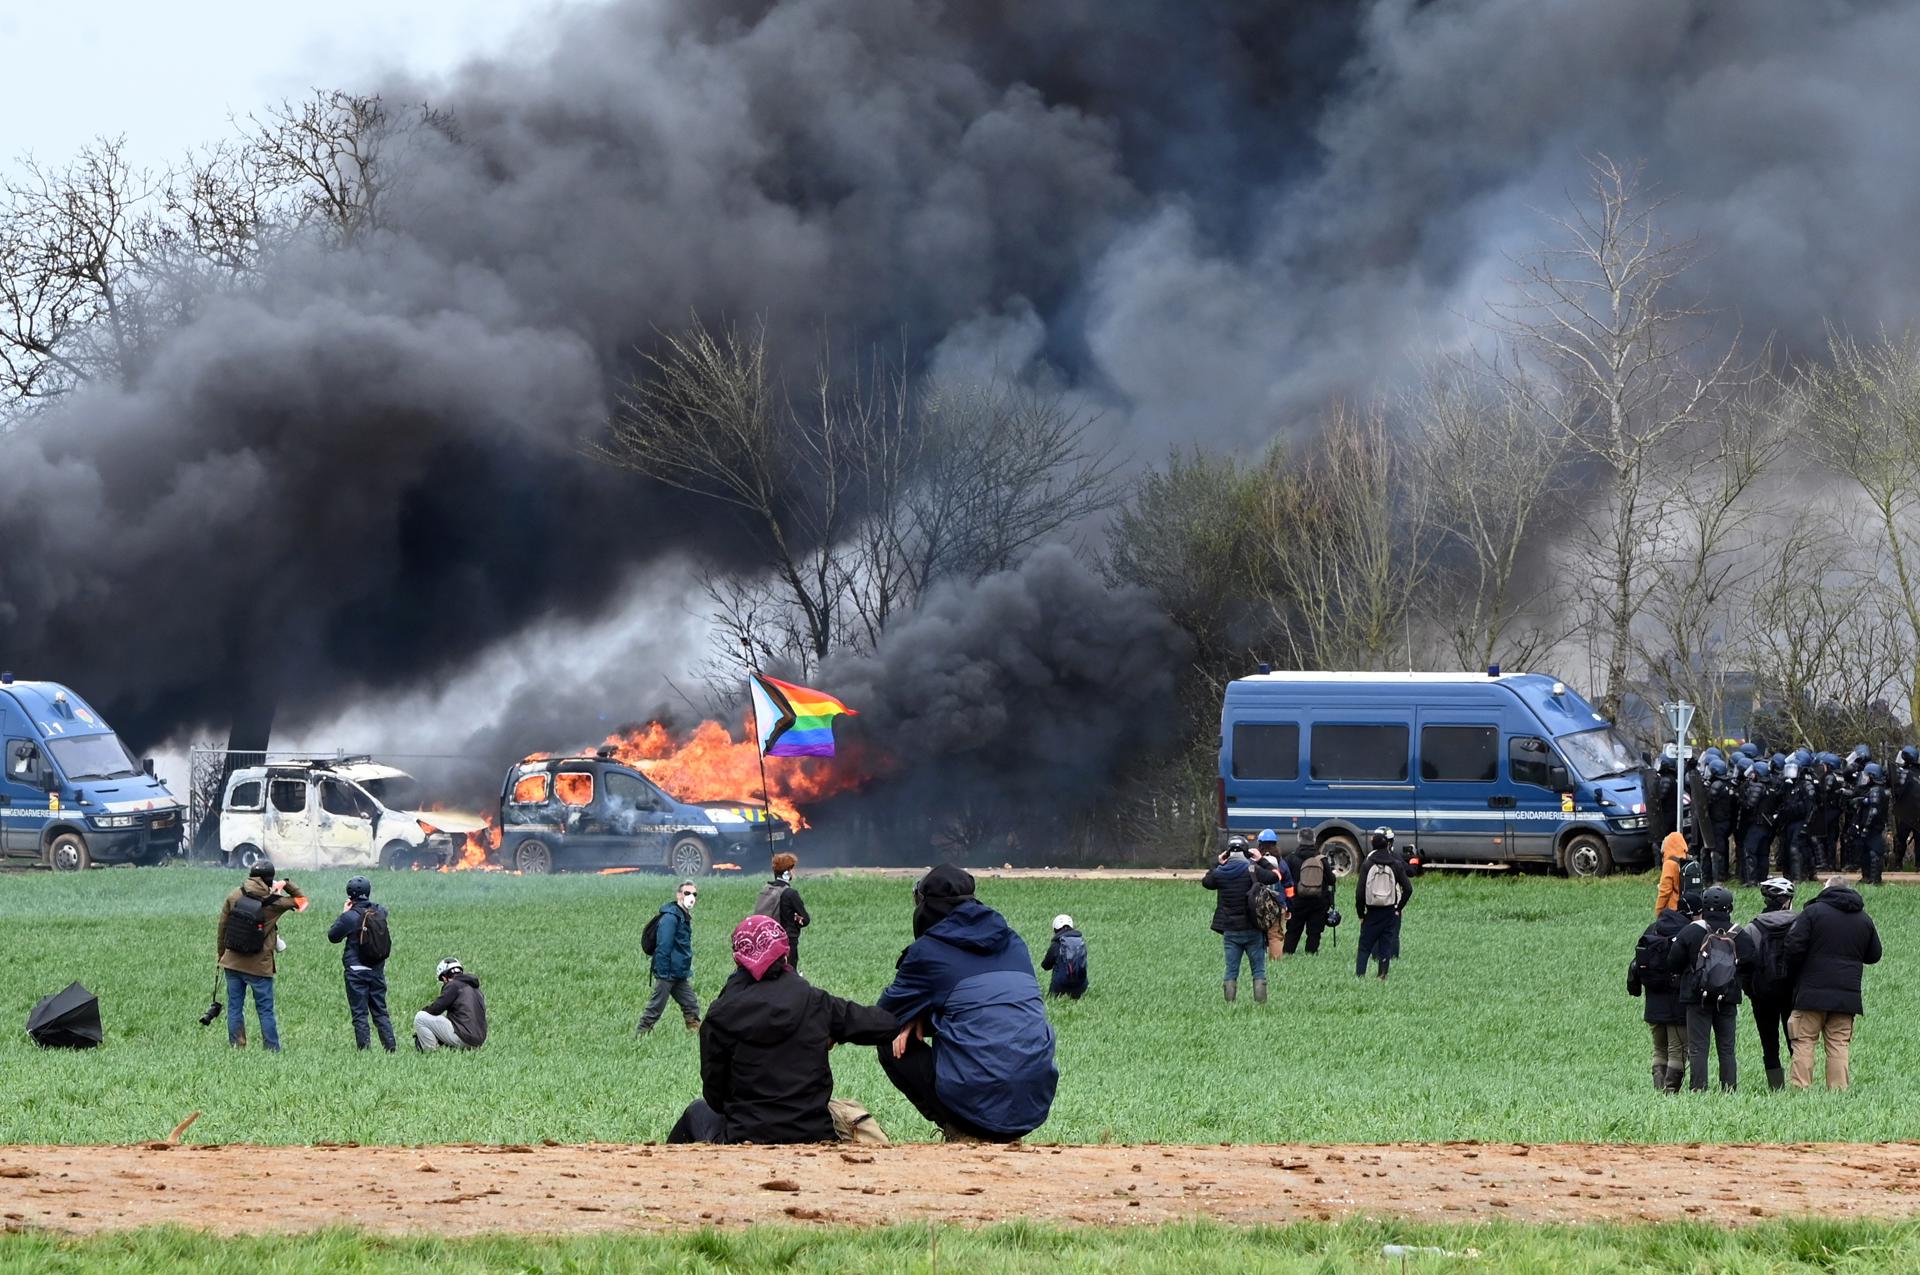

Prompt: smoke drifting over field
xmin=4 ymin=0 xmax=1920 ymax=786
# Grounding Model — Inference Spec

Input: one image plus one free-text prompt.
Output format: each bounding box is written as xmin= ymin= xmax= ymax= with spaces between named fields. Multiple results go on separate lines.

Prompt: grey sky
xmin=1 ymin=1 xmax=584 ymax=173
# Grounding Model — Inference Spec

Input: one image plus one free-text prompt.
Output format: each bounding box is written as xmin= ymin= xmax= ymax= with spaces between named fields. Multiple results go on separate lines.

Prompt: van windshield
xmin=359 ymin=776 xmax=422 ymax=810
xmin=1557 ymin=727 xmax=1639 ymax=781
xmin=47 ymin=733 xmax=142 ymax=782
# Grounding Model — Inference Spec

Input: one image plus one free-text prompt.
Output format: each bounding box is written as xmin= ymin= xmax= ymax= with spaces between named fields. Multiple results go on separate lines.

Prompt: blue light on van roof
xmin=0 ymin=672 xmax=11 ymax=685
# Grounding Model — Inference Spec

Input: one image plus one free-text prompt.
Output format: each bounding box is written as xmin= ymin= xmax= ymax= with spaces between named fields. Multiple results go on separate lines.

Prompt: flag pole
xmin=742 ymin=638 xmax=776 ymax=864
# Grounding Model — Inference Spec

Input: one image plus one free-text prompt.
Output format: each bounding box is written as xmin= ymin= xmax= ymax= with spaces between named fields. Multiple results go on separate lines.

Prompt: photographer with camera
xmin=327 ymin=875 xmax=396 ymax=1052
xmin=214 ymin=860 xmax=306 ymax=1051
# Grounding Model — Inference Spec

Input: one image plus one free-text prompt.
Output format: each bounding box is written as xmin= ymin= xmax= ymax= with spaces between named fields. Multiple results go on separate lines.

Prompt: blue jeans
xmin=1222 ymin=929 xmax=1267 ymax=982
xmin=345 ymin=966 xmax=396 ymax=1052
xmin=225 ymin=970 xmax=279 ymax=1051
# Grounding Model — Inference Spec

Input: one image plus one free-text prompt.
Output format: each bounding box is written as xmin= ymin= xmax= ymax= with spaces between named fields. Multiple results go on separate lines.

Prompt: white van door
xmin=265 ymin=773 xmax=318 ymax=871
xmin=315 ymin=777 xmax=379 ymax=868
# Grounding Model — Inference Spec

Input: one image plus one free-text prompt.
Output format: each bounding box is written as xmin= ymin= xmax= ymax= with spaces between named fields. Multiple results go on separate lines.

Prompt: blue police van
xmin=0 ymin=675 xmax=184 ymax=870
xmin=1218 ymin=670 xmax=1652 ymax=878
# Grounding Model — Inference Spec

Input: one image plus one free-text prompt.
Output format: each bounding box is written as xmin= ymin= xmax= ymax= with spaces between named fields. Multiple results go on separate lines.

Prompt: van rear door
xmin=1413 ymin=715 xmax=1508 ymax=862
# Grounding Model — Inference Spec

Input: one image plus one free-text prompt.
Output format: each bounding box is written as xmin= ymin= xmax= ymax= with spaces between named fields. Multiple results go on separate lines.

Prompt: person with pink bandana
xmin=668 ymin=915 xmax=899 ymax=1144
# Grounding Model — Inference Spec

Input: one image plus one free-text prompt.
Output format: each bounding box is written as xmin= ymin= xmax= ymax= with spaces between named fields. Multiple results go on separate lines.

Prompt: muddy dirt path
xmin=4 ymin=1141 xmax=1919 ymax=1234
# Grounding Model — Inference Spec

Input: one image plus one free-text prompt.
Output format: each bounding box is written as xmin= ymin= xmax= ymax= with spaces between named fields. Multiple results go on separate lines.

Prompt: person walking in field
xmin=1354 ymin=827 xmax=1412 ymax=980
xmin=637 ymin=881 xmax=702 ymax=1035
xmin=1203 ymin=836 xmax=1279 ymax=1003
xmin=1669 ymin=885 xmax=1754 ymax=1092
xmin=415 ymin=958 xmax=488 ymax=1051
xmin=875 ymin=865 xmax=1057 ymax=1142
xmin=1253 ymin=829 xmax=1295 ymax=961
xmin=1628 ymin=897 xmax=1695 ymax=1092
xmin=752 ymin=851 xmax=811 ymax=971
xmin=1654 ymin=831 xmax=1703 ymax=916
xmin=215 ymin=860 xmax=306 ymax=1052
xmin=325 ymin=875 xmax=396 ymax=1052
xmin=1741 ymin=877 xmax=1799 ymax=1089
xmin=669 ymin=915 xmax=899 ymax=1145
xmin=1284 ymin=830 xmax=1335 ymax=956
xmin=1041 ymin=914 xmax=1089 ymax=999
xmin=1783 ymin=875 xmax=1883 ymax=1090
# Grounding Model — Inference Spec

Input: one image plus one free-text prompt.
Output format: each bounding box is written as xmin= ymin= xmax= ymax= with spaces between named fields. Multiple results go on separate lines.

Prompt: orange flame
xmin=442 ymin=813 xmax=504 ymax=873
xmin=601 ymin=717 xmax=875 ymax=830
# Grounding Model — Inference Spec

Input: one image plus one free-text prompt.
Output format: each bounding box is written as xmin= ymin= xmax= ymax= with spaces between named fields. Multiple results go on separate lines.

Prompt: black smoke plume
xmin=4 ymin=0 xmax=1920 ymax=760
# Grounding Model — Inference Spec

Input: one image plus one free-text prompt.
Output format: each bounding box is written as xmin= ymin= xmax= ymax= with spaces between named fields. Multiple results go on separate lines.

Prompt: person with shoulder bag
xmin=1285 ymin=829 xmax=1335 ymax=956
xmin=326 ymin=875 xmax=396 ymax=1052
xmin=215 ymin=860 xmax=305 ymax=1051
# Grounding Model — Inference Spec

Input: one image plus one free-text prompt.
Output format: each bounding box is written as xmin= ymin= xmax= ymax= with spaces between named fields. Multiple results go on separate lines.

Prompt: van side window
xmin=1421 ymin=726 xmax=1498 ymax=782
xmin=7 ymin=739 xmax=40 ymax=785
xmin=604 ymin=771 xmax=655 ymax=806
xmin=1231 ymin=724 xmax=1299 ymax=780
xmin=270 ymin=779 xmax=307 ymax=813
xmin=320 ymin=779 xmax=371 ymax=819
xmin=1310 ymin=724 xmax=1409 ymax=782
xmin=228 ymin=781 xmax=264 ymax=811
xmin=554 ymin=772 xmax=595 ymax=807
xmin=1510 ymin=736 xmax=1557 ymax=788
xmin=511 ymin=773 xmax=550 ymax=804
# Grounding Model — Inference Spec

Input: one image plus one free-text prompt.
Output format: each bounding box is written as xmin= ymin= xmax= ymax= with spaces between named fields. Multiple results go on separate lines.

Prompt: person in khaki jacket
xmin=216 ymin=860 xmax=305 ymax=1051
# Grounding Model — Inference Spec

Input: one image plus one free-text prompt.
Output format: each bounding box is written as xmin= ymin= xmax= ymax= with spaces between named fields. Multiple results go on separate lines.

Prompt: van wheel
xmin=670 ymin=837 xmax=711 ymax=879
xmin=48 ymin=833 xmax=91 ymax=872
xmin=1563 ymin=833 xmax=1612 ymax=879
xmin=513 ymin=837 xmax=553 ymax=875
xmin=381 ymin=841 xmax=423 ymax=872
xmin=1320 ymin=832 xmax=1362 ymax=878
xmin=229 ymin=844 xmax=267 ymax=872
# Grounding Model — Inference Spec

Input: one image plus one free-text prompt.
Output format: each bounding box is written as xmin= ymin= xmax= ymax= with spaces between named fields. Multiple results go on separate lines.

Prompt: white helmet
xmin=436 ymin=958 xmax=464 ymax=978
xmin=1052 ymin=914 xmax=1074 ymax=931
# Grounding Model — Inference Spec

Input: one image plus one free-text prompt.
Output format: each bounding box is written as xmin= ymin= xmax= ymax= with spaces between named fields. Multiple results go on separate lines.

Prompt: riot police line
xmin=1642 ymin=742 xmax=1920 ymax=886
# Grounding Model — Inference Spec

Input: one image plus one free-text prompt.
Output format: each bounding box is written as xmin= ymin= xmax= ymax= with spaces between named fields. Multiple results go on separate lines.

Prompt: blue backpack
xmin=1056 ymin=933 xmax=1087 ymax=980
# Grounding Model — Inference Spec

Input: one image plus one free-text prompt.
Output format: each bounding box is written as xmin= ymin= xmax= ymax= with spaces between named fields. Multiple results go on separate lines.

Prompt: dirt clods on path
xmin=3 ymin=1141 xmax=1919 ymax=1234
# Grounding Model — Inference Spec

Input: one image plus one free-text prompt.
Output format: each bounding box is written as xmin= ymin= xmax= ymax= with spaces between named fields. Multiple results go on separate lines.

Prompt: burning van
xmin=219 ymin=759 xmax=485 ymax=872
xmin=496 ymin=749 xmax=787 ymax=876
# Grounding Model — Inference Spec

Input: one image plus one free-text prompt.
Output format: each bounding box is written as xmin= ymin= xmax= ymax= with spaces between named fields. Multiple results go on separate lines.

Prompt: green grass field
xmin=2 ymin=1218 xmax=1917 ymax=1274
xmin=0 ymin=867 xmax=1911 ymax=1146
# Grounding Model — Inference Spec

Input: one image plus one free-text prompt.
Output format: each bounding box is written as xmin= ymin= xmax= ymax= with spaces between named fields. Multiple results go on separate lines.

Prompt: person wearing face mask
xmin=637 ymin=880 xmax=703 ymax=1035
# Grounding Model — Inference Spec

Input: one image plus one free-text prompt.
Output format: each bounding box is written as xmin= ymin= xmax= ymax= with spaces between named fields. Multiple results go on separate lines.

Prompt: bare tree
xmin=0 ymin=138 xmax=159 ymax=409
xmin=1797 ymin=330 xmax=1920 ymax=728
xmin=1410 ymin=357 xmax=1571 ymax=670
xmin=243 ymin=90 xmax=441 ymax=247
xmin=1493 ymin=156 xmax=1742 ymax=719
xmin=1257 ymin=403 xmax=1429 ymax=671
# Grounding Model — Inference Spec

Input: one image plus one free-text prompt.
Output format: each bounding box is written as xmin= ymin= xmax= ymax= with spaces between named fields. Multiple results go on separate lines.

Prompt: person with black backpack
xmin=1654 ymin=832 xmax=1703 ymax=917
xmin=751 ymin=852 xmax=811 ymax=971
xmin=1285 ymin=830 xmax=1335 ymax=956
xmin=1203 ymin=836 xmax=1278 ymax=1004
xmin=637 ymin=881 xmax=702 ymax=1035
xmin=1354 ymin=827 xmax=1412 ymax=980
xmin=1627 ymin=897 xmax=1695 ymax=1092
xmin=326 ymin=875 xmax=396 ymax=1053
xmin=1040 ymin=915 xmax=1088 ymax=999
xmin=215 ymin=861 xmax=306 ymax=1051
xmin=1741 ymin=877 xmax=1798 ymax=1090
xmin=1668 ymin=885 xmax=1757 ymax=1092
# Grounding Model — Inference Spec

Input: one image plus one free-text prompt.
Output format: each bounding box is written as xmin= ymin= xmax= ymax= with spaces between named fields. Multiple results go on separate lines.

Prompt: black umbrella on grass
xmin=26 ymin=982 xmax=101 ymax=1048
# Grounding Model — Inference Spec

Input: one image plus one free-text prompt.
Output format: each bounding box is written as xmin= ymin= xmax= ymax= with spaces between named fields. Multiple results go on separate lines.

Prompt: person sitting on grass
xmin=668 ymin=915 xmax=898 ymax=1145
xmin=875 ymin=864 xmax=1058 ymax=1143
xmin=1040 ymin=914 xmax=1088 ymax=999
xmin=415 ymin=958 xmax=487 ymax=1052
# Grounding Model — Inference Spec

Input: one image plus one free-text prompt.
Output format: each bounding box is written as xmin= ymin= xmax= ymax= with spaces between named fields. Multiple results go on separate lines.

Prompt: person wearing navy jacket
xmin=875 ymin=865 xmax=1058 ymax=1141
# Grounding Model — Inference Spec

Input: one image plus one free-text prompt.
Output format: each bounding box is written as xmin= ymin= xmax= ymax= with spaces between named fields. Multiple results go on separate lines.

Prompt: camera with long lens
xmin=198 ymin=998 xmax=223 ymax=1026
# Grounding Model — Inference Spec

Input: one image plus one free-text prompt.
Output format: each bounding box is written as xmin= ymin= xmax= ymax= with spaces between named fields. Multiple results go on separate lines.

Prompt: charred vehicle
xmin=220 ymin=758 xmax=485 ymax=872
xmin=497 ymin=749 xmax=787 ymax=876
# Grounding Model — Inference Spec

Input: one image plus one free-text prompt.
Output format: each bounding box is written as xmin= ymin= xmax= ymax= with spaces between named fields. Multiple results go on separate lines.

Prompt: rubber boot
xmin=1651 ymin=1063 xmax=1664 ymax=1093
xmin=1223 ymin=980 xmax=1237 ymax=1003
xmin=1253 ymin=978 xmax=1268 ymax=1005
xmin=1377 ymin=960 xmax=1391 ymax=981
xmin=685 ymin=1017 xmax=702 ymax=1032
xmin=1660 ymin=1066 xmax=1684 ymax=1094
xmin=1767 ymin=1067 xmax=1786 ymax=1091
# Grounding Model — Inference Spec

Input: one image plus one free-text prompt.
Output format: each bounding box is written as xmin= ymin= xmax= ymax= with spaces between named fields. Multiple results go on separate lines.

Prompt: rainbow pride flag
xmin=749 ymin=673 xmax=858 ymax=758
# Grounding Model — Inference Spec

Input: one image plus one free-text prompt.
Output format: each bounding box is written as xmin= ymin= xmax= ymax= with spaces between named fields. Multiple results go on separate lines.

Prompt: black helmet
xmin=1226 ymin=835 xmax=1249 ymax=855
xmin=1701 ymin=885 xmax=1734 ymax=912
xmin=248 ymin=859 xmax=276 ymax=883
xmin=1369 ymin=826 xmax=1395 ymax=851
xmin=1324 ymin=906 xmax=1342 ymax=929
xmin=346 ymin=875 xmax=372 ymax=900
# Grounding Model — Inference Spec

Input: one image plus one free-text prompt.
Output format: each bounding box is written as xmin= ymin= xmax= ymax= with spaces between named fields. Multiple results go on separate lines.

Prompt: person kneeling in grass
xmin=415 ymin=958 xmax=487 ymax=1052
xmin=669 ymin=916 xmax=897 ymax=1145
xmin=876 ymin=865 xmax=1058 ymax=1142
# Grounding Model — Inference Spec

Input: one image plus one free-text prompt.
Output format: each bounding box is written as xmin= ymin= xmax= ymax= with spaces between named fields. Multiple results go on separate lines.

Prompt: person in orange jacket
xmin=1654 ymin=832 xmax=1703 ymax=916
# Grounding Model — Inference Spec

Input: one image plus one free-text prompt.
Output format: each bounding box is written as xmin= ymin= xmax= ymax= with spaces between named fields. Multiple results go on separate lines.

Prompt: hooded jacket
xmin=1201 ymin=855 xmax=1278 ymax=933
xmin=326 ymin=898 xmax=387 ymax=968
xmin=1627 ymin=907 xmax=1692 ymax=1025
xmin=878 ymin=899 xmax=1058 ymax=1137
xmin=423 ymin=972 xmax=487 ymax=1046
xmin=1653 ymin=833 xmax=1692 ymax=915
xmin=1740 ymin=905 xmax=1797 ymax=998
xmin=651 ymin=900 xmax=694 ymax=981
xmin=216 ymin=876 xmax=304 ymax=977
xmin=699 ymin=965 xmax=897 ymax=1143
xmin=1783 ymin=884 xmax=1882 ymax=1015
